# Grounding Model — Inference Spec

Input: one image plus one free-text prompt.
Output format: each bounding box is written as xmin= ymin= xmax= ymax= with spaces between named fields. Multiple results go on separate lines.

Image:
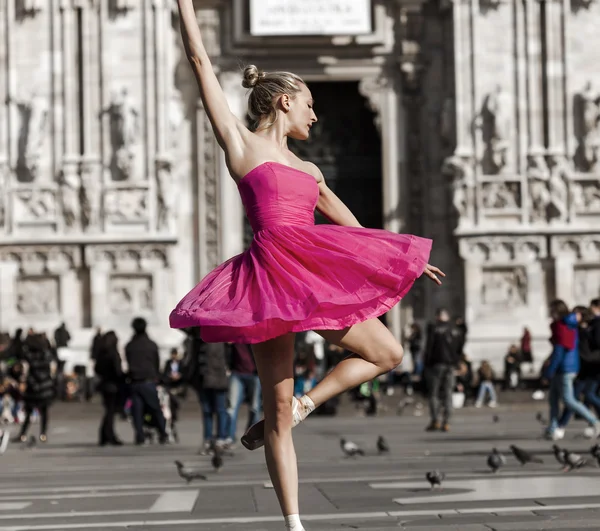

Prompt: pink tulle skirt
xmin=170 ymin=224 xmax=432 ymax=344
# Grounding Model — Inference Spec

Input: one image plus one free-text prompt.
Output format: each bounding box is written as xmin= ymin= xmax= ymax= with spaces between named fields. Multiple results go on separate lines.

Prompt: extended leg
xmin=252 ymin=333 xmax=303 ymax=527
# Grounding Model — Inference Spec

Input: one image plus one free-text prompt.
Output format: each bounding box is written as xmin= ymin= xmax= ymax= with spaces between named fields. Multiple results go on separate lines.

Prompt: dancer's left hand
xmin=423 ymin=264 xmax=445 ymax=285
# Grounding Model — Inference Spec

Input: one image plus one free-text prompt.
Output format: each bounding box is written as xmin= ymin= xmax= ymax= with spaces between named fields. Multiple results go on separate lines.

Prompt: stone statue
xmin=20 ymin=0 xmax=43 ymax=14
xmin=106 ymin=87 xmax=140 ymax=180
xmin=155 ymin=157 xmax=175 ymax=231
xmin=442 ymin=155 xmax=474 ymax=222
xmin=12 ymin=91 xmax=49 ymax=182
xmin=60 ymin=168 xmax=81 ymax=229
xmin=482 ymin=85 xmax=512 ymax=172
xmin=575 ymin=82 xmax=600 ymax=170
xmin=547 ymin=155 xmax=570 ymax=222
xmin=80 ymin=162 xmax=101 ymax=230
xmin=527 ymin=154 xmax=551 ymax=222
xmin=482 ymin=182 xmax=519 ymax=209
xmin=168 ymin=94 xmax=185 ymax=150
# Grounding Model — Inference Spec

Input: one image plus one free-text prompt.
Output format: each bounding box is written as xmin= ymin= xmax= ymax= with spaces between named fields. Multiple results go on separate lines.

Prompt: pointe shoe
xmin=241 ymin=396 xmax=306 ymax=451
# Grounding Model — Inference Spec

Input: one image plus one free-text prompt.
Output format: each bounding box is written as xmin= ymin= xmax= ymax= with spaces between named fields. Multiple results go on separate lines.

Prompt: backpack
xmin=578 ymin=327 xmax=600 ymax=364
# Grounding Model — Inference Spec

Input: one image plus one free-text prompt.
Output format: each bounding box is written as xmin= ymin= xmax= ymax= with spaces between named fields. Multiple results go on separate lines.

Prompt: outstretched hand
xmin=423 ymin=264 xmax=445 ymax=285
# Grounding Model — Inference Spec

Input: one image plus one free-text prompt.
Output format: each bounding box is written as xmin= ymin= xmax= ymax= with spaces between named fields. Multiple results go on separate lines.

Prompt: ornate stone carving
xmin=108 ymin=274 xmax=153 ymax=314
xmin=459 ymin=236 xmax=548 ymax=263
xmin=481 ymin=181 xmax=520 ymax=210
xmin=9 ymin=92 xmax=49 ymax=182
xmin=442 ymin=154 xmax=474 ymax=224
xmin=481 ymin=85 xmax=512 ymax=174
xmin=18 ymin=0 xmax=43 ymax=16
xmin=481 ymin=267 xmax=528 ymax=308
xmin=59 ymin=163 xmax=81 ymax=230
xmin=0 ymin=246 xmax=80 ymax=274
xmin=574 ymin=82 xmax=600 ymax=171
xmin=358 ymin=75 xmax=388 ymax=133
xmin=552 ymin=235 xmax=600 ymax=261
xmin=103 ymin=188 xmax=148 ymax=222
xmin=80 ymin=160 xmax=102 ymax=231
xmin=574 ymin=267 xmax=600 ymax=303
xmin=440 ymin=97 xmax=455 ymax=146
xmin=109 ymin=0 xmax=135 ymax=14
xmin=571 ymin=180 xmax=600 ymax=212
xmin=0 ymin=164 xmax=7 ymax=230
xmin=89 ymin=244 xmax=170 ymax=271
xmin=104 ymin=87 xmax=140 ymax=181
xmin=197 ymin=7 xmax=221 ymax=57
xmin=16 ymin=276 xmax=59 ymax=315
xmin=13 ymin=188 xmax=56 ymax=224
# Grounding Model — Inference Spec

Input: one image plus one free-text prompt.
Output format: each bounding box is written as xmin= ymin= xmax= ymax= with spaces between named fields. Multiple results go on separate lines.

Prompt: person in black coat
xmin=125 ymin=317 xmax=168 ymax=445
xmin=95 ymin=331 xmax=125 ymax=446
xmin=17 ymin=334 xmax=55 ymax=443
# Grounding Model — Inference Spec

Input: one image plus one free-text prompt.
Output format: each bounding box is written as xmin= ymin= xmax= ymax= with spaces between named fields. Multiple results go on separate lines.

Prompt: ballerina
xmin=171 ymin=2 xmax=445 ymax=529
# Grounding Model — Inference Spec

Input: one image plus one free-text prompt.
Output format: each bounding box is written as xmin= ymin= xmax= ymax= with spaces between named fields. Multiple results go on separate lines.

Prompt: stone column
xmin=0 ymin=261 xmax=19 ymax=332
xmin=218 ymin=71 xmax=245 ymax=262
xmin=87 ymin=248 xmax=111 ymax=328
xmin=525 ymin=0 xmax=545 ymax=154
xmin=554 ymin=254 xmax=576 ymax=306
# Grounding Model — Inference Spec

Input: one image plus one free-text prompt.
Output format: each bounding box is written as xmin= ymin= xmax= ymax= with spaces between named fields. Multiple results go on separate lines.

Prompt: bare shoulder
xmin=303 ymin=161 xmax=325 ymax=184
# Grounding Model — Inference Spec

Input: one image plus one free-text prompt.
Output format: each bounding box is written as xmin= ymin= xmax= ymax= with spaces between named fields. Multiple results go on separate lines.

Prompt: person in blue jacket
xmin=544 ymin=300 xmax=600 ymax=440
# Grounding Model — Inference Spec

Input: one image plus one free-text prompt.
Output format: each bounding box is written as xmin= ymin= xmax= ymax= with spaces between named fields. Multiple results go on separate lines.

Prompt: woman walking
xmin=16 ymin=334 xmax=55 ymax=443
xmin=94 ymin=331 xmax=125 ymax=446
xmin=170 ymin=1 xmax=444 ymax=529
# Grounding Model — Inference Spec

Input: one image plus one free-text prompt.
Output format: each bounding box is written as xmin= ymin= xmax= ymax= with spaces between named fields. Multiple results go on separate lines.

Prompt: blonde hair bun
xmin=242 ymin=65 xmax=265 ymax=89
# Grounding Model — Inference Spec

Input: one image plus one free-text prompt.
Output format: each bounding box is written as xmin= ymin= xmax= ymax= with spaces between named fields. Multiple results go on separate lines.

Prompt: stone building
xmin=0 ymin=0 xmax=599 ymax=368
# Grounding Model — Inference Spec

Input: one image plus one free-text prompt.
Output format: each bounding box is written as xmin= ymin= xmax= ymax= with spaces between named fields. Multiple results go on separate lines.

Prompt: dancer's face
xmin=284 ymin=83 xmax=318 ymax=141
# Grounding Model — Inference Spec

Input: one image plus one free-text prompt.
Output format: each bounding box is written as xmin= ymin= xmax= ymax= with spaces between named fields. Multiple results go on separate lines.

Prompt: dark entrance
xmin=289 ymin=81 xmax=383 ymax=228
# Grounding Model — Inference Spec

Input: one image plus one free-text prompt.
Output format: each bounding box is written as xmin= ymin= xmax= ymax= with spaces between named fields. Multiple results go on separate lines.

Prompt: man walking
xmin=423 ymin=308 xmax=461 ymax=432
xmin=125 ymin=317 xmax=168 ymax=445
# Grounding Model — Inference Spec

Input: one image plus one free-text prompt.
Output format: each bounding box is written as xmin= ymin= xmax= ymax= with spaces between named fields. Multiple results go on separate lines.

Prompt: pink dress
xmin=169 ymin=162 xmax=432 ymax=343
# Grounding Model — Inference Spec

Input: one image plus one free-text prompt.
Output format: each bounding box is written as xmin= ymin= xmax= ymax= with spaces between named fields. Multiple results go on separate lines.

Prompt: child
xmin=475 ymin=361 xmax=497 ymax=408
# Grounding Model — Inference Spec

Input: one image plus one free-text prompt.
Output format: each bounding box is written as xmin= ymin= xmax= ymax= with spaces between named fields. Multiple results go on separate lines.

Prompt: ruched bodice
xmin=170 ymin=160 xmax=433 ymax=344
xmin=238 ymin=162 xmax=319 ymax=233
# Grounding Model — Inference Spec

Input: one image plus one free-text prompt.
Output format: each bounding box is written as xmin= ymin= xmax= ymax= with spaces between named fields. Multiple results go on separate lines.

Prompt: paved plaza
xmin=1 ymin=398 xmax=600 ymax=530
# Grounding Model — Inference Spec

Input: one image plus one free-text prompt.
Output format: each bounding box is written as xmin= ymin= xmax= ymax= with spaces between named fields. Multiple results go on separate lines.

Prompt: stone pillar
xmin=554 ymin=255 xmax=576 ymax=306
xmin=218 ymin=71 xmax=245 ymax=262
xmin=525 ymin=0 xmax=545 ymax=154
xmin=0 ymin=261 xmax=19 ymax=332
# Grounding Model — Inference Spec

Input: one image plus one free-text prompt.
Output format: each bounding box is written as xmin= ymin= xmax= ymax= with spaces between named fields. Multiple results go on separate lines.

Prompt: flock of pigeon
xmin=173 ymin=411 xmax=600 ymax=489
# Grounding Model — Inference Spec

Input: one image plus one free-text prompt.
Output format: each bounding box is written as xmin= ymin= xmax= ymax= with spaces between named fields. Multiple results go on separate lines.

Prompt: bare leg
xmin=242 ymin=319 xmax=404 ymax=451
xmin=307 ymin=318 xmax=404 ymax=408
xmin=252 ymin=333 xmax=300 ymax=519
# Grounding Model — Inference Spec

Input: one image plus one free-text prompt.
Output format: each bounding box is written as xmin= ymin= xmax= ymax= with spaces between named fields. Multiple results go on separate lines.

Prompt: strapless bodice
xmin=237 ymin=162 xmax=319 ymax=233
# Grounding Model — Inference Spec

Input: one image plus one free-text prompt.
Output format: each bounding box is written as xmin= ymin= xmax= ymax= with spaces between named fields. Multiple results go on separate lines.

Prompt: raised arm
xmin=177 ymin=0 xmax=245 ymax=157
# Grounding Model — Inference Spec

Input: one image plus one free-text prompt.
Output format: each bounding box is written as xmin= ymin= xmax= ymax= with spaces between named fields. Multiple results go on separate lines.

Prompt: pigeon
xmin=211 ymin=448 xmax=223 ymax=473
xmin=376 ymin=435 xmax=390 ymax=454
xmin=564 ymin=450 xmax=587 ymax=471
xmin=553 ymin=444 xmax=567 ymax=467
xmin=174 ymin=460 xmax=207 ymax=483
xmin=510 ymin=445 xmax=543 ymax=465
xmin=535 ymin=412 xmax=547 ymax=425
xmin=492 ymin=415 xmax=500 ymax=423
xmin=425 ymin=470 xmax=445 ymax=489
xmin=487 ymin=448 xmax=506 ymax=473
xmin=340 ymin=438 xmax=365 ymax=457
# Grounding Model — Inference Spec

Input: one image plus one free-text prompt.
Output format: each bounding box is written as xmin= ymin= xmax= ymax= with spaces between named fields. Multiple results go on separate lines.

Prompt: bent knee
xmin=379 ymin=343 xmax=404 ymax=373
xmin=264 ymin=397 xmax=293 ymax=431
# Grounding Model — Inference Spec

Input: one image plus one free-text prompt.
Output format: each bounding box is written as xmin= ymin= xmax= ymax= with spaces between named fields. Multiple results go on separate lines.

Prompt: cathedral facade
xmin=1 ymin=0 xmax=599 ymax=366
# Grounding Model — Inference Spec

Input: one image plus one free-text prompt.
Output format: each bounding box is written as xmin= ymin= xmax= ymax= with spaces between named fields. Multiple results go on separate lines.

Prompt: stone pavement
xmin=1 ymin=398 xmax=600 ymax=530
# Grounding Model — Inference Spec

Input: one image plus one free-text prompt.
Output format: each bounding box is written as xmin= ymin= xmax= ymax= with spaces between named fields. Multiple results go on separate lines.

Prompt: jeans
xmin=227 ymin=373 xmax=262 ymax=440
xmin=475 ymin=381 xmax=497 ymax=406
xmin=198 ymin=388 xmax=228 ymax=442
xmin=425 ymin=364 xmax=455 ymax=424
xmin=19 ymin=403 xmax=48 ymax=437
xmin=130 ymin=381 xmax=167 ymax=443
xmin=558 ymin=378 xmax=600 ymax=428
xmin=548 ymin=373 xmax=598 ymax=432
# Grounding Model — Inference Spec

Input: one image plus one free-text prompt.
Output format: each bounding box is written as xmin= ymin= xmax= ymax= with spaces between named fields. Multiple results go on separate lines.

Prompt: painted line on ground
xmin=148 ymin=491 xmax=199 ymax=513
xmin=0 ymin=505 xmax=30 ymax=512
xmin=0 ymin=470 xmax=564 ymax=497
xmin=2 ymin=503 xmax=600 ymax=530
